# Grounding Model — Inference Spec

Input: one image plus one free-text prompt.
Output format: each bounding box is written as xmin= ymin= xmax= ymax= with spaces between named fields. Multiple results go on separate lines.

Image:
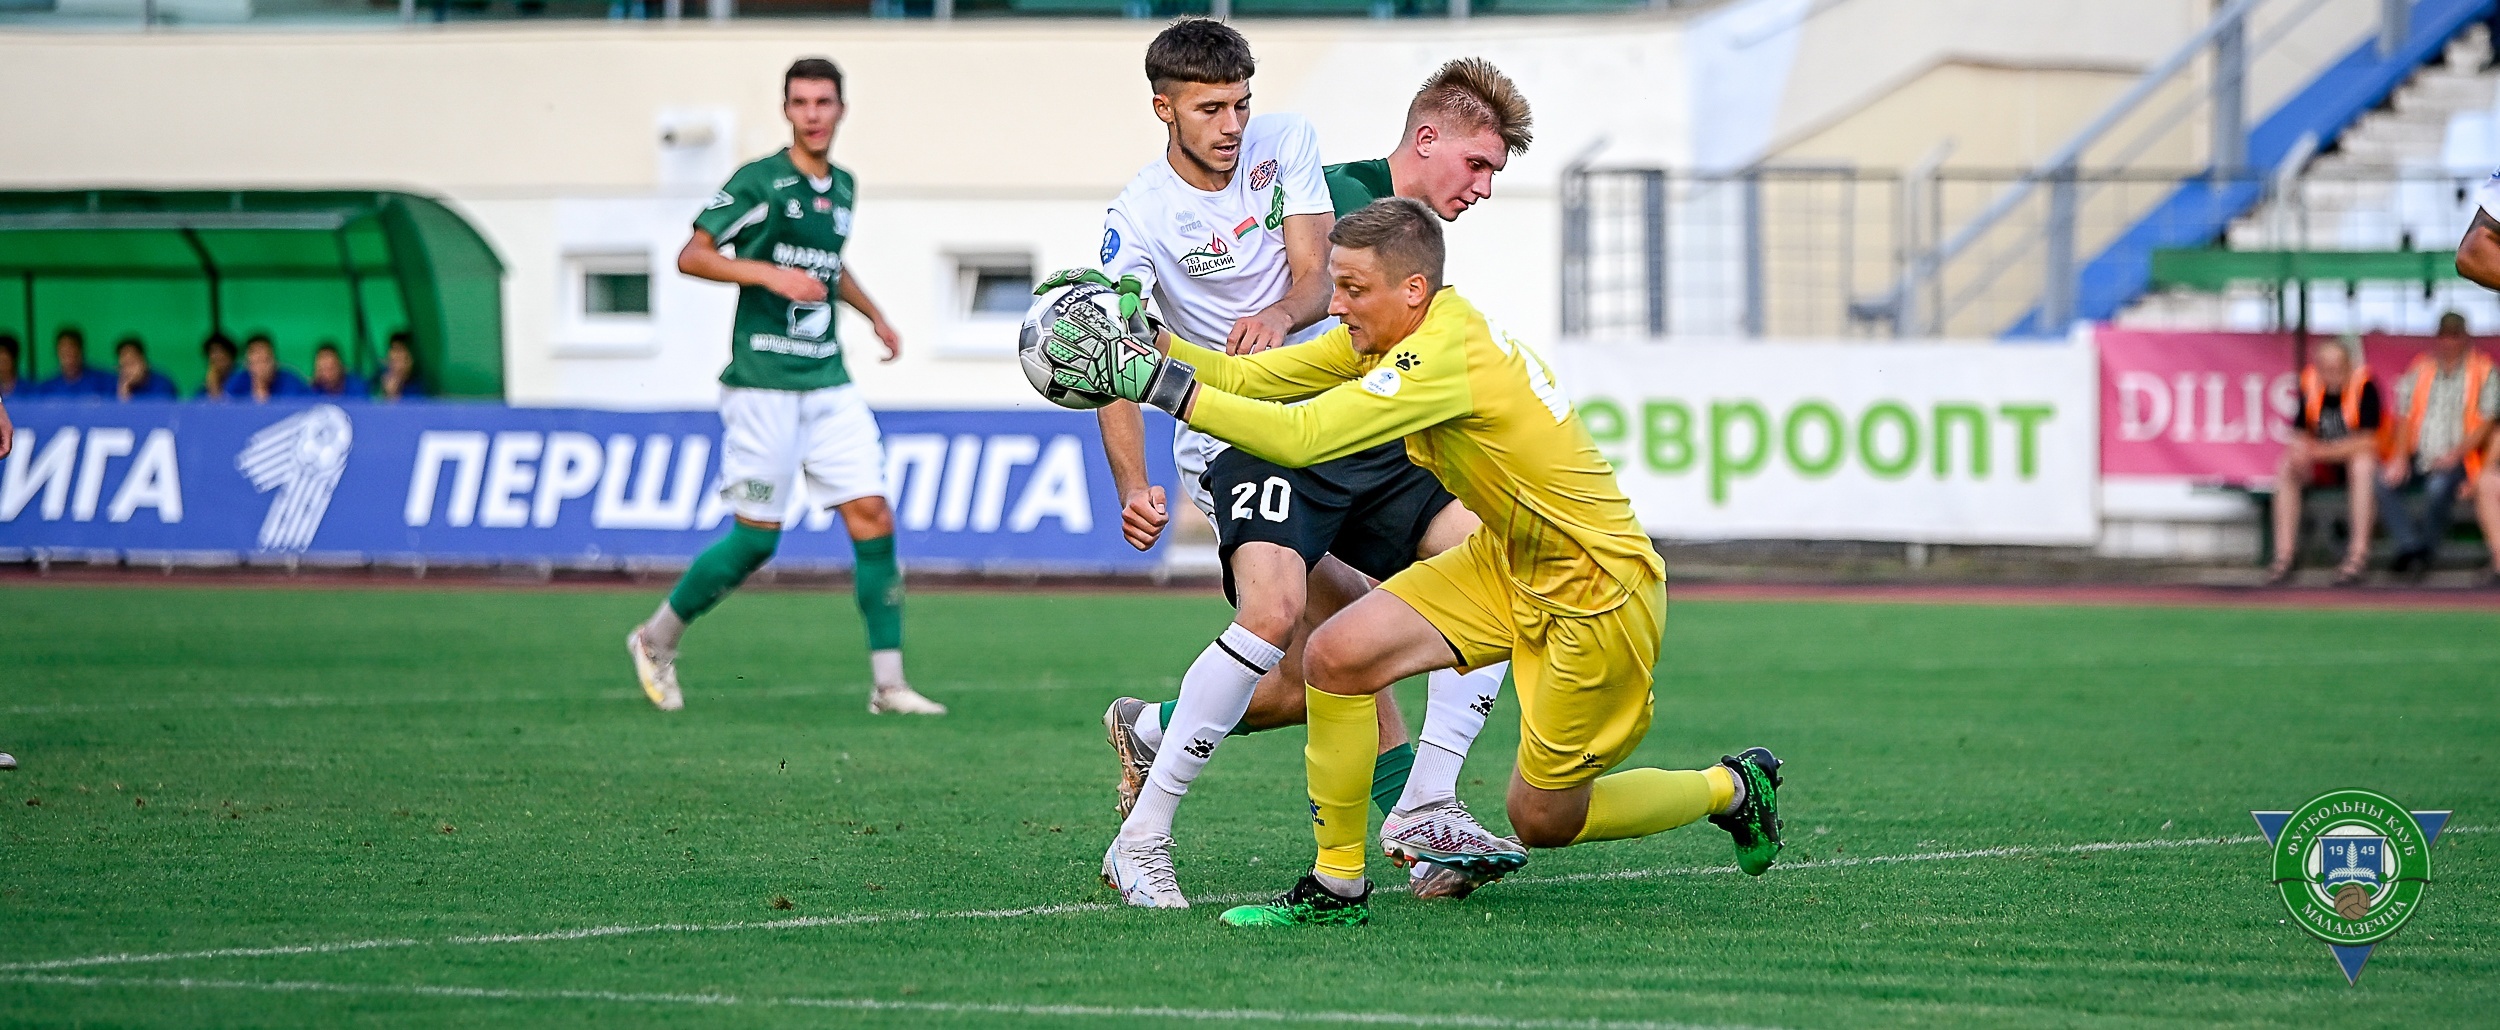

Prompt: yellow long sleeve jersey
xmin=1180 ymin=287 xmax=1664 ymax=616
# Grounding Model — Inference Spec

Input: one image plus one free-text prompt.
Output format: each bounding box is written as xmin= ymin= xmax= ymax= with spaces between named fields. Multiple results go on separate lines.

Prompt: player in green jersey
xmin=627 ymin=57 xmax=945 ymax=717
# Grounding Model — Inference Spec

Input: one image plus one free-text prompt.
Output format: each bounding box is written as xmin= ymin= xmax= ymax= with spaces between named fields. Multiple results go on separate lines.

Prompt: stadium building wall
xmin=0 ymin=1 xmax=2284 ymax=414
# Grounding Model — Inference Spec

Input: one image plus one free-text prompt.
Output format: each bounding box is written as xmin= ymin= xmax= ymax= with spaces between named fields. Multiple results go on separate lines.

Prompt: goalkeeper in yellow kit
xmin=1037 ymin=196 xmax=1783 ymax=926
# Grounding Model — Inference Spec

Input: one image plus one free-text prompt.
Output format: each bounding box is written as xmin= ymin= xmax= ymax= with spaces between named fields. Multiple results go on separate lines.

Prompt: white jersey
xmin=2479 ymin=170 xmax=2500 ymax=221
xmin=1097 ymin=113 xmax=1334 ymax=511
xmin=1098 ymin=112 xmax=1334 ymax=351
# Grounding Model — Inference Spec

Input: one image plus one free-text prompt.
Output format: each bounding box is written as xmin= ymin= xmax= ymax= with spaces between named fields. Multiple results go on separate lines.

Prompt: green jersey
xmin=1324 ymin=158 xmax=1395 ymax=218
xmin=693 ymin=149 xmax=857 ymax=391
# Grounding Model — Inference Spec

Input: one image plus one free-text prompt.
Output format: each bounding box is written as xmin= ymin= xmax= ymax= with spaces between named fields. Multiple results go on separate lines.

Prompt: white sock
xmin=1316 ymin=871 xmax=1366 ymax=896
xmin=643 ymin=601 xmax=686 ymax=653
xmin=870 ymin=649 xmax=905 ymax=690
xmin=1721 ymin=766 xmax=1747 ymax=815
xmin=1132 ymin=702 xmax=1167 ymax=750
xmin=1117 ymin=624 xmax=1281 ymax=843
xmin=1395 ymin=662 xmax=1507 ymax=814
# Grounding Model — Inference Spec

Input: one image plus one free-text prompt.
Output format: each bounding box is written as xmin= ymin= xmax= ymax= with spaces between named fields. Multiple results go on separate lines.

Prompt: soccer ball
xmin=1019 ymin=281 xmax=1122 ymax=410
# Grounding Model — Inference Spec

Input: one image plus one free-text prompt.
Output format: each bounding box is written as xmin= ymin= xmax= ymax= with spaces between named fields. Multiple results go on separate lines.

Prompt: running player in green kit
xmin=626 ymin=57 xmax=946 ymax=717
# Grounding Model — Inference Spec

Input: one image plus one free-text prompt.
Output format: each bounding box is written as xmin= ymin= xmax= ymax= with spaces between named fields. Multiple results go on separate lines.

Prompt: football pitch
xmin=2 ymin=582 xmax=2494 ymax=1028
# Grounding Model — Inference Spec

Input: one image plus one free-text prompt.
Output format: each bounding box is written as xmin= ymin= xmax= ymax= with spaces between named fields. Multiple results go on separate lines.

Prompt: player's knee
xmin=1302 ymin=621 xmax=1371 ymax=694
xmin=840 ymin=497 xmax=895 ymax=539
xmin=1234 ymin=596 xmax=1301 ymax=647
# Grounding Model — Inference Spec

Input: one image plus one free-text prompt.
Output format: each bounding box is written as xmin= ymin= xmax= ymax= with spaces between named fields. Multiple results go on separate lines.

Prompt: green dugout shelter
xmin=0 ymin=190 xmax=504 ymax=398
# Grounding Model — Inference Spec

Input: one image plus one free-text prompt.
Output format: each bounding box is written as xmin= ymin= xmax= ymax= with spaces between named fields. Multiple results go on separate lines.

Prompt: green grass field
xmin=2 ymin=582 xmax=2495 ymax=1028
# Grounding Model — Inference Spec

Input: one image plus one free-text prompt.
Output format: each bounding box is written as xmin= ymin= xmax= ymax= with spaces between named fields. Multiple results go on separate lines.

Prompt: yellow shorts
xmin=1379 ymin=529 xmax=1666 ymax=790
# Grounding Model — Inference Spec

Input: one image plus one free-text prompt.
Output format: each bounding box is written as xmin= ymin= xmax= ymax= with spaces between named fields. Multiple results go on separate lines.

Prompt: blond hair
xmin=1405 ymin=58 xmax=1533 ymax=155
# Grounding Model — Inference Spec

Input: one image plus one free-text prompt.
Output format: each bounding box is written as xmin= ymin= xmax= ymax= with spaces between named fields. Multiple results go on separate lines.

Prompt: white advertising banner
xmin=1555 ymin=340 xmax=2099 ymax=544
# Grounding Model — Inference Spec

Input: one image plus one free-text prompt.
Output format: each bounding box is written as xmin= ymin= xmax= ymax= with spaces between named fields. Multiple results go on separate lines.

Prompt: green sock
xmin=1372 ymin=742 xmax=1415 ymax=816
xmin=666 ymin=522 xmax=779 ymax=621
xmin=852 ymin=534 xmax=904 ymax=652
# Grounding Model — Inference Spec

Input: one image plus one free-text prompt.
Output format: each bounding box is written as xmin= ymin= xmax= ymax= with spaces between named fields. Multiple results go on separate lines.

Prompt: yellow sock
xmin=1570 ymin=767 xmax=1724 ymax=845
xmin=1304 ymin=686 xmax=1376 ymax=881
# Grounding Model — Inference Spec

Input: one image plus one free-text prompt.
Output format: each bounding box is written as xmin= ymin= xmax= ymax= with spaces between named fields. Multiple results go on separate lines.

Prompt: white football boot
xmin=1382 ymin=799 xmax=1529 ymax=881
xmin=626 ymin=628 xmax=683 ymax=712
xmin=868 ymin=683 xmax=948 ymax=715
xmin=1101 ymin=834 xmax=1188 ymax=908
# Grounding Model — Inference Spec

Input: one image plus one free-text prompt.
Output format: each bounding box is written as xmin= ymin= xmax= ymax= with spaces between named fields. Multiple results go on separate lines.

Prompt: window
xmin=955 ymin=255 xmax=1033 ymax=320
xmin=585 ymin=271 xmax=651 ymax=316
xmin=968 ymin=266 xmax=1034 ymax=317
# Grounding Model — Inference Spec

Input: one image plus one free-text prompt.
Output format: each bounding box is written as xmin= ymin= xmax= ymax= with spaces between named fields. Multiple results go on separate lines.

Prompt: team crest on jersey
xmin=788 ymin=301 xmax=833 ymax=340
xmin=1247 ymin=159 xmax=1279 ymax=191
xmin=784 ymin=199 xmax=803 ymax=219
xmin=1179 ymin=235 xmax=1237 ymax=278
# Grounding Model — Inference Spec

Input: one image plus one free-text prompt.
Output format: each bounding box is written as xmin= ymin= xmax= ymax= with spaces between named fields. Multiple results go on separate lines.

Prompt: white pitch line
xmin=0 ymin=973 xmax=1774 ymax=1030
xmin=6 ymin=828 xmax=2483 ymax=976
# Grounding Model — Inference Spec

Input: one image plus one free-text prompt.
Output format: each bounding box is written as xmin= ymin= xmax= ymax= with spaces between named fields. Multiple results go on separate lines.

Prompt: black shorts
xmin=1202 ymin=440 xmax=1458 ymax=605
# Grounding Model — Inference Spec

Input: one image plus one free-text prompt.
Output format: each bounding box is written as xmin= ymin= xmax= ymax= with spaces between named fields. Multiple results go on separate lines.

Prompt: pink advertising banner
xmin=2094 ymin=328 xmax=2495 ymax=484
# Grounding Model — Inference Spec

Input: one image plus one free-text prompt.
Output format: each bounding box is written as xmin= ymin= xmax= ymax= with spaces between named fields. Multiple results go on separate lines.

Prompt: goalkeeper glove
xmin=1040 ymin=312 xmax=1196 ymax=415
xmin=1035 ymin=268 xmax=1149 ymax=321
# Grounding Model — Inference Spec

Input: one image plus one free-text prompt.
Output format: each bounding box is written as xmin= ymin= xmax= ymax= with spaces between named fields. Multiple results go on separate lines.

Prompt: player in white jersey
xmin=1088 ymin=21 xmax=1522 ymax=909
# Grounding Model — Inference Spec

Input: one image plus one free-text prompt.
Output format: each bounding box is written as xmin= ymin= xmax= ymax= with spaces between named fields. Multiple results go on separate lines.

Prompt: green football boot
xmin=1708 ymin=747 xmax=1784 ymax=876
xmin=1218 ymin=873 xmax=1371 ymax=927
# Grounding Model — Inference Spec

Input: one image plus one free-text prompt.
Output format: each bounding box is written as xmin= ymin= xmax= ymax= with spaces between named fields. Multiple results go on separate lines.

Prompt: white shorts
xmin=1173 ymin=427 xmax=1227 ymax=520
xmin=718 ymin=384 xmax=888 ymax=523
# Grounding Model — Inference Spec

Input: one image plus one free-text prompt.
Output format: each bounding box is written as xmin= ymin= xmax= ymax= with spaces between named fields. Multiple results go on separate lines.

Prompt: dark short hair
xmin=203 ymin=332 xmax=237 ymax=358
xmin=1145 ymin=18 xmax=1255 ymax=94
xmin=785 ymin=57 xmax=845 ymax=101
xmin=2439 ymin=310 xmax=2469 ymax=336
xmin=115 ymin=335 xmax=146 ymax=358
xmin=314 ymin=342 xmax=342 ymax=358
xmin=55 ymin=326 xmax=83 ymax=347
xmin=387 ymin=330 xmax=413 ymax=349
xmin=243 ymin=333 xmax=275 ymax=353
xmin=0 ymin=333 xmax=18 ymax=359
xmin=1329 ymin=198 xmax=1446 ymax=292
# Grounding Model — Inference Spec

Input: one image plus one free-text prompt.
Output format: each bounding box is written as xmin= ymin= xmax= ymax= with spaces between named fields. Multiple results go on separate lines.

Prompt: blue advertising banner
xmin=0 ymin=400 xmax=1174 ymax=571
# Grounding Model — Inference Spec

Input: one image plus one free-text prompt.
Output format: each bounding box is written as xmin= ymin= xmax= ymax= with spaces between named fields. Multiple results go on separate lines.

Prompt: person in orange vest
xmin=2375 ymin=312 xmax=2500 ymax=578
xmin=2267 ymin=336 xmax=2382 ymax=586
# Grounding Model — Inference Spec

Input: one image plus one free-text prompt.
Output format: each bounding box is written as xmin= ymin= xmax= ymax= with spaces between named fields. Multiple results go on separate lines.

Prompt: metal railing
xmin=1561 ymin=165 xmax=2500 ymax=340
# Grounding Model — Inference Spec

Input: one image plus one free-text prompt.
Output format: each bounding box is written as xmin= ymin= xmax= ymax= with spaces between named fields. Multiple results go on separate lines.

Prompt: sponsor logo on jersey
xmin=1265 ymin=185 xmax=1286 ymax=231
xmin=813 ymin=196 xmax=833 ymax=213
xmin=1394 ymin=352 xmax=1421 ymax=371
xmin=1232 ymin=216 xmax=1258 ymax=238
xmin=787 ymin=301 xmax=833 ymax=341
xmin=772 ymin=176 xmax=801 ymax=189
xmin=1179 ymin=235 xmax=1236 ymax=278
xmin=1247 ymin=159 xmax=1279 ymax=191
xmin=704 ymin=191 xmax=735 ymax=210
xmin=1177 ymin=212 xmax=1208 ymax=236
xmin=1360 ymin=366 xmax=1402 ymax=397
xmin=1100 ymin=227 xmax=1121 ymax=264
xmin=771 ymin=242 xmax=843 ymax=275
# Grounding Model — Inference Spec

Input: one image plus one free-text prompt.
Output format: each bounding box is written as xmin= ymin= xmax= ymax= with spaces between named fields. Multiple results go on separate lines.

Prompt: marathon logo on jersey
xmin=813 ymin=197 xmax=833 ymax=213
xmin=772 ymin=242 xmax=843 ymax=277
xmin=1247 ymin=159 xmax=1279 ymax=191
xmin=1179 ymin=235 xmax=1237 ymax=278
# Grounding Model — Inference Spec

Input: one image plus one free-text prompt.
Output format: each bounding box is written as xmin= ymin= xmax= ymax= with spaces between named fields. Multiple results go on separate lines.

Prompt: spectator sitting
xmin=2267 ymin=336 xmax=2381 ymax=586
xmin=114 ymin=336 xmax=180 ymax=401
xmin=223 ymin=334 xmax=312 ymax=403
xmin=0 ymin=333 xmax=18 ymax=398
xmin=2376 ymin=311 xmax=2500 ymax=578
xmin=33 ymin=327 xmax=116 ymax=399
xmin=199 ymin=333 xmax=238 ymax=401
xmin=307 ymin=342 xmax=368 ymax=399
xmin=378 ymin=332 xmax=428 ymax=402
